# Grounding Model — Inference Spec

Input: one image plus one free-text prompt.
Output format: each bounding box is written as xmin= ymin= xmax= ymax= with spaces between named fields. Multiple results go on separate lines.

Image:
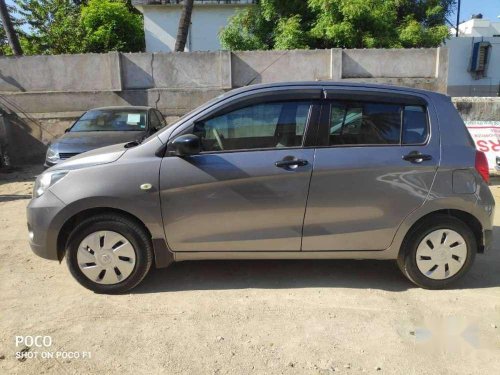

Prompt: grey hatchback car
xmin=27 ymin=82 xmax=495 ymax=293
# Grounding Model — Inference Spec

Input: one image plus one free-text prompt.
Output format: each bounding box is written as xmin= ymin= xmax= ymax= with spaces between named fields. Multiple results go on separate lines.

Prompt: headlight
xmin=33 ymin=171 xmax=68 ymax=198
xmin=46 ymin=145 xmax=59 ymax=163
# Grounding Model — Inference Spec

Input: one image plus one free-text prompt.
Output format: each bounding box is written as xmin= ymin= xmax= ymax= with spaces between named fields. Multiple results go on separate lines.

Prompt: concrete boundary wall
xmin=0 ymin=48 xmax=447 ymax=94
xmin=0 ymin=48 xmax=450 ymax=164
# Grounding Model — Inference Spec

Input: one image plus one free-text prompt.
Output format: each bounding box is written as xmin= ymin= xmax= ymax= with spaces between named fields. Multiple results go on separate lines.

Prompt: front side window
xmin=193 ymin=101 xmax=311 ymax=152
xmin=71 ymin=110 xmax=147 ymax=132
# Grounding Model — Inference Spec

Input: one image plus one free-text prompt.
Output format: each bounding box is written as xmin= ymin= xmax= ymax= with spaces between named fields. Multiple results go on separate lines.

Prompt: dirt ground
xmin=1 ymin=166 xmax=499 ymax=375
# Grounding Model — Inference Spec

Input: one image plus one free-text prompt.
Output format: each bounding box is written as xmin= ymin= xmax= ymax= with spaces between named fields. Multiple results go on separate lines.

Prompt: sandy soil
xmin=1 ymin=167 xmax=499 ymax=374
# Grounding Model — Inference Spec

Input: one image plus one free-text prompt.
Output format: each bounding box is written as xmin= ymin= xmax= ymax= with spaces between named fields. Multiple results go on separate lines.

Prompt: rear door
xmin=302 ymin=89 xmax=440 ymax=251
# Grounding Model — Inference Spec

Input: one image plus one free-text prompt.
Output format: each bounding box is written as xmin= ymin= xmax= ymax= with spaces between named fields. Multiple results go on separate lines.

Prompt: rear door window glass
xmin=402 ymin=106 xmax=428 ymax=144
xmin=329 ymin=102 xmax=401 ymax=145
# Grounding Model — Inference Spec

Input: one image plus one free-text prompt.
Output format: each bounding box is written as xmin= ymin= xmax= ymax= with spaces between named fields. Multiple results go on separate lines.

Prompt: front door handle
xmin=403 ymin=151 xmax=432 ymax=163
xmin=275 ymin=159 xmax=309 ymax=168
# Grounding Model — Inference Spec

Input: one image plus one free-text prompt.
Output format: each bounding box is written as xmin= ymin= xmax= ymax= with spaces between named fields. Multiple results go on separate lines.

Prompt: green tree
xmin=220 ymin=0 xmax=454 ymax=51
xmin=15 ymin=0 xmax=82 ymax=54
xmin=14 ymin=0 xmax=144 ymax=55
xmin=0 ymin=0 xmax=23 ymax=55
xmin=80 ymin=0 xmax=144 ymax=53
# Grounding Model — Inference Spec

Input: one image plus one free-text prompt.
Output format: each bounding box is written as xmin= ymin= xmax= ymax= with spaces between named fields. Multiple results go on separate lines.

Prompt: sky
xmin=4 ymin=0 xmax=500 ymax=25
xmin=450 ymin=0 xmax=500 ymax=24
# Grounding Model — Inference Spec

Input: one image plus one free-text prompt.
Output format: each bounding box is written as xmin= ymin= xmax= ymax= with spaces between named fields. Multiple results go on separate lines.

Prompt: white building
xmin=450 ymin=16 xmax=500 ymax=37
xmin=132 ymin=0 xmax=256 ymax=53
xmin=446 ymin=16 xmax=500 ymax=96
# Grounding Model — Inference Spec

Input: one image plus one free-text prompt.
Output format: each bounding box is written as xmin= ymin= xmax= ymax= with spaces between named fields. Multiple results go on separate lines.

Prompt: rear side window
xmin=329 ymin=102 xmax=401 ymax=145
xmin=402 ymin=106 xmax=428 ymax=144
xmin=329 ymin=102 xmax=428 ymax=146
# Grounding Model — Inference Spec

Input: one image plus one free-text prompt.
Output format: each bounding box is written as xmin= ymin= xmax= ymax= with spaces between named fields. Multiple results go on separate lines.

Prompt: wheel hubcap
xmin=77 ymin=231 xmax=136 ymax=285
xmin=416 ymin=229 xmax=467 ymax=280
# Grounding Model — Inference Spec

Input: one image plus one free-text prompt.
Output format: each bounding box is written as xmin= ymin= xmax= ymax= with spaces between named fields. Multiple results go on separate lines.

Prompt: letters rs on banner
xmin=465 ymin=121 xmax=500 ymax=173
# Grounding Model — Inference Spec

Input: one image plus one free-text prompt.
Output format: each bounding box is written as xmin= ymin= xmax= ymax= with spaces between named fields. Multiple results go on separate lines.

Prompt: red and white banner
xmin=465 ymin=121 xmax=500 ymax=173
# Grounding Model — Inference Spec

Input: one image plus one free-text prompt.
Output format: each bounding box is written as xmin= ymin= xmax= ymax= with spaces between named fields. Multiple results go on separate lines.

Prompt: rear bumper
xmin=27 ymin=191 xmax=66 ymax=261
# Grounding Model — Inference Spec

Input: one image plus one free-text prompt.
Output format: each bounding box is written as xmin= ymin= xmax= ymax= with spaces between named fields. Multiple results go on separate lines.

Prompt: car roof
xmin=226 ymin=81 xmax=448 ymax=99
xmin=89 ymin=106 xmax=153 ymax=111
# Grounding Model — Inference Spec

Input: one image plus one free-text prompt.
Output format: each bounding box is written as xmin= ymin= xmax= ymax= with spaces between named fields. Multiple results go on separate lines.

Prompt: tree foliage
xmin=16 ymin=0 xmax=82 ymax=54
xmin=13 ymin=0 xmax=144 ymax=55
xmin=220 ymin=0 xmax=454 ymax=50
xmin=80 ymin=0 xmax=144 ymax=53
xmin=0 ymin=3 xmax=22 ymax=55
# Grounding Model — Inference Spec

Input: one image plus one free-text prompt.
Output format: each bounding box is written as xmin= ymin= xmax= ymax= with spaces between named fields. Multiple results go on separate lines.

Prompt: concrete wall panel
xmin=232 ymin=50 xmax=331 ymax=87
xmin=342 ymin=49 xmax=437 ymax=78
xmin=0 ymin=53 xmax=121 ymax=93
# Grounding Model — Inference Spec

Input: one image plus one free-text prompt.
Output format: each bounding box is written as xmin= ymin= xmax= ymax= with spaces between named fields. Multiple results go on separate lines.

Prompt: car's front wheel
xmin=398 ymin=215 xmax=477 ymax=289
xmin=66 ymin=213 xmax=153 ymax=293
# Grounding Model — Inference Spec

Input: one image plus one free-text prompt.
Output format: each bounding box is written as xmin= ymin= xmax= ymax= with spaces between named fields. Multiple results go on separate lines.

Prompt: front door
xmin=160 ymin=97 xmax=319 ymax=251
xmin=302 ymin=93 xmax=440 ymax=251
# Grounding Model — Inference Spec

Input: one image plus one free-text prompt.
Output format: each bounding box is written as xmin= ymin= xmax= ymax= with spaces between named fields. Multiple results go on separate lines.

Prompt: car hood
xmin=52 ymin=131 xmax=145 ymax=154
xmin=48 ymin=143 xmax=128 ymax=172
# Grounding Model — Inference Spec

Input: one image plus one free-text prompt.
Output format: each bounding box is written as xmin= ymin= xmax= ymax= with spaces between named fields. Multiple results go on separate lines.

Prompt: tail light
xmin=475 ymin=150 xmax=489 ymax=184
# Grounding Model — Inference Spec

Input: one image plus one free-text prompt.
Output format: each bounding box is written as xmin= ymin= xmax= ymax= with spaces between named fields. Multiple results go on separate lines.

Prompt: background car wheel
xmin=66 ymin=213 xmax=153 ymax=293
xmin=398 ymin=215 xmax=477 ymax=289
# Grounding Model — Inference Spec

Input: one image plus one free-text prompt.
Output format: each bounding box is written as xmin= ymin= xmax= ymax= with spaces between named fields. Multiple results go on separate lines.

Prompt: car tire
xmin=65 ymin=213 xmax=153 ymax=294
xmin=398 ymin=215 xmax=477 ymax=289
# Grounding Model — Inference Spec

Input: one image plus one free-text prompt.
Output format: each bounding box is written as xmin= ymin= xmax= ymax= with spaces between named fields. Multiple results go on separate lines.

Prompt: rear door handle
xmin=275 ymin=159 xmax=309 ymax=168
xmin=403 ymin=151 xmax=432 ymax=163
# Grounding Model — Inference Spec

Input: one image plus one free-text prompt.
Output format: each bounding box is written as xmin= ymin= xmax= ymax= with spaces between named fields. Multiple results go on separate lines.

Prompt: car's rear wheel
xmin=398 ymin=215 xmax=477 ymax=289
xmin=66 ymin=213 xmax=153 ymax=293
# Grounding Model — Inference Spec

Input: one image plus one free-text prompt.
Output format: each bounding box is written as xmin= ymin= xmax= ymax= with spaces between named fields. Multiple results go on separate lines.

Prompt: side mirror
xmin=169 ymin=134 xmax=201 ymax=156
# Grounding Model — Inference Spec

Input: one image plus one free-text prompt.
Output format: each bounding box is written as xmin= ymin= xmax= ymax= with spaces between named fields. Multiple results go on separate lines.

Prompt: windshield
xmin=70 ymin=109 xmax=147 ymax=132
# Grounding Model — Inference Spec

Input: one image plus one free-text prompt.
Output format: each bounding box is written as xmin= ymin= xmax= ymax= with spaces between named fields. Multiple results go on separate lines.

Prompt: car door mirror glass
xmin=169 ymin=134 xmax=201 ymax=156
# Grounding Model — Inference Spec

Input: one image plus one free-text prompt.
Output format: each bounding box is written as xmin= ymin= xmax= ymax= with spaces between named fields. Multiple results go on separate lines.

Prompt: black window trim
xmin=167 ymin=87 xmax=323 ymax=142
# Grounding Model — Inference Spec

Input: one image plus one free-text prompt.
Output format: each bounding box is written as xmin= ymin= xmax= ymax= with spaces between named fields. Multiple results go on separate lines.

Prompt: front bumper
xmin=27 ymin=190 xmax=66 ymax=260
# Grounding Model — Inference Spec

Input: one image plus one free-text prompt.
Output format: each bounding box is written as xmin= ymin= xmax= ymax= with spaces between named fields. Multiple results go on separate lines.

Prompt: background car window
xmin=71 ymin=110 xmax=147 ymax=132
xmin=402 ymin=106 xmax=428 ymax=144
xmin=329 ymin=102 xmax=401 ymax=145
xmin=150 ymin=110 xmax=162 ymax=130
xmin=193 ymin=101 xmax=311 ymax=152
xmin=155 ymin=110 xmax=168 ymax=129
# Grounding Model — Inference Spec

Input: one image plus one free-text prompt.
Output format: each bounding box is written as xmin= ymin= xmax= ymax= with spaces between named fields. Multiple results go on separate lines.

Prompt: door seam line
xmin=299 ymin=149 xmax=316 ymax=251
